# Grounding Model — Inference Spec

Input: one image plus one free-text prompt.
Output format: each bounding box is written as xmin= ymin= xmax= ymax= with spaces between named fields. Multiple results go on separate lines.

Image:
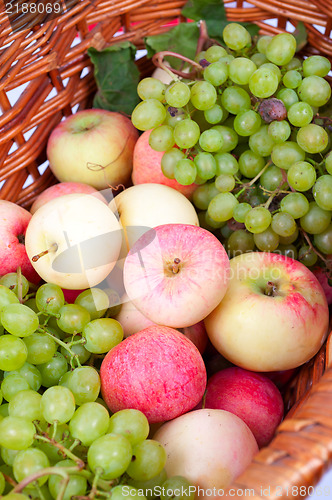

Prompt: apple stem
xmin=265 ymin=281 xmax=277 ymax=296
xmin=32 ymin=243 xmax=58 ymax=262
xmin=172 ymin=258 xmax=181 ymax=274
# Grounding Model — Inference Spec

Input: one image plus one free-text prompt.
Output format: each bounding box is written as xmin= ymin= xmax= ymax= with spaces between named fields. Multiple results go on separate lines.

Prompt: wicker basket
xmin=1 ymin=1 xmax=332 ymax=498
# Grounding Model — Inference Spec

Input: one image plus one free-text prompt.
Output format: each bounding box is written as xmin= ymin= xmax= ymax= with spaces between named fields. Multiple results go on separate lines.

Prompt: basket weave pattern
xmin=0 ymin=1 xmax=332 ymax=497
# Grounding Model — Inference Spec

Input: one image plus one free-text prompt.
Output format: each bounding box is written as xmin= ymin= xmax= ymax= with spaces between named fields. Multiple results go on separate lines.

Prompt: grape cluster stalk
xmin=131 ymin=23 xmax=332 ymax=280
xmin=0 ymin=271 xmax=194 ymax=500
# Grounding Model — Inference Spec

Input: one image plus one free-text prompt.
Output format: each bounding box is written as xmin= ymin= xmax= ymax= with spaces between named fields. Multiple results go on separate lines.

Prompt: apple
xmin=178 ymin=321 xmax=208 ymax=355
xmin=153 ymin=408 xmax=258 ymax=497
xmin=312 ymin=262 xmax=332 ymax=305
xmin=108 ymin=183 xmax=199 ymax=260
xmin=132 ymin=130 xmax=197 ymax=198
xmin=46 ymin=109 xmax=139 ymax=190
xmin=123 ymin=223 xmax=230 ymax=328
xmin=203 ymin=367 xmax=284 ymax=448
xmin=25 ymin=193 xmax=122 ymax=290
xmin=100 ymin=325 xmax=207 ymax=423
xmin=0 ymin=200 xmax=40 ymax=284
xmin=30 ymin=182 xmax=107 ymax=214
xmin=205 ymin=252 xmax=329 ymax=372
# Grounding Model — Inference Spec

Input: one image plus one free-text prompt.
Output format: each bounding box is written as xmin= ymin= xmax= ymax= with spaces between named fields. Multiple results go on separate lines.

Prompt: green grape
xmin=303 ymin=55 xmax=331 ymax=77
xmin=313 ymin=174 xmax=332 ymax=211
xmin=111 ymin=485 xmax=145 ymax=500
xmin=222 ymin=23 xmax=251 ymax=50
xmin=233 ymin=110 xmax=261 ymax=137
xmin=204 ymin=104 xmax=226 ymax=124
xmin=300 ymin=201 xmax=331 ymax=234
xmin=208 ymin=192 xmax=239 ymax=222
xmin=245 ymin=207 xmax=272 ymax=234
xmin=279 ymin=227 xmax=299 ymax=245
xmin=249 ymin=125 xmax=274 ymax=157
xmin=229 ymin=57 xmax=257 ymax=85
xmin=60 ymin=334 xmax=90 ymax=365
xmin=220 ymin=86 xmax=251 ymax=115
xmin=160 ymin=476 xmax=195 ymax=500
xmin=38 ymin=351 xmax=68 ymax=387
xmin=257 ymin=35 xmax=272 ymax=54
xmin=314 ymin=223 xmax=332 ymax=254
xmin=271 ymin=212 xmax=296 ymax=237
xmin=35 ymin=283 xmax=64 ymax=315
xmin=286 ymin=57 xmax=302 ymax=70
xmin=164 ymin=107 xmax=186 ymax=127
xmin=215 ymin=174 xmax=235 ymax=192
xmin=0 ymin=471 xmax=5 ymax=496
xmin=8 ymin=389 xmax=42 ymax=422
xmin=4 ymin=362 xmax=42 ymax=392
xmin=74 ymin=288 xmax=109 ymax=321
xmin=173 ymin=119 xmax=200 ymax=149
xmin=61 ymin=365 xmax=100 ymax=405
xmin=254 ymin=226 xmax=279 ymax=251
xmin=277 ymin=244 xmax=298 ymax=259
xmin=282 ymin=70 xmax=302 ymax=89
xmin=265 ymin=32 xmax=296 ymax=66
xmin=249 ymin=67 xmax=279 ymax=98
xmin=36 ymin=423 xmax=73 ymax=463
xmin=161 ymin=148 xmax=185 ymax=179
xmin=271 ymin=141 xmax=305 ymax=170
xmin=280 ymin=192 xmax=310 ymax=218
xmin=41 ymin=385 xmax=76 ymax=424
xmin=23 ymin=332 xmax=57 ymax=365
xmin=268 ymin=120 xmax=291 ymax=143
xmin=82 ymin=317 xmax=123 ymax=354
xmin=137 ymin=78 xmax=166 ymax=101
xmin=287 ymin=161 xmax=316 ymax=191
xmin=13 ymin=447 xmax=49 ymax=487
xmin=108 ymin=409 xmax=149 ymax=446
xmin=296 ymin=124 xmax=329 ymax=154
xmin=199 ymin=129 xmax=223 ymax=152
xmin=131 ymin=99 xmax=167 ymax=131
xmin=1 ymin=447 xmax=19 ymax=466
xmin=298 ymin=245 xmax=318 ymax=267
xmin=1 ymin=373 xmax=30 ymax=402
xmin=298 ymin=75 xmax=331 ymax=107
xmin=204 ymin=211 xmax=225 ymax=229
xmin=2 ymin=493 xmax=31 ymax=500
xmin=0 ymin=416 xmax=36 ymax=450
xmin=251 ymin=52 xmax=268 ymax=67
xmin=174 ymin=159 xmax=197 ymax=185
xmin=192 ymin=182 xmax=219 ymax=210
xmin=205 ymin=45 xmax=227 ymax=62
xmin=226 ymin=229 xmax=255 ymax=257
xmin=57 ymin=303 xmax=91 ymax=334
xmin=126 ymin=440 xmax=167 ymax=481
xmin=287 ymin=102 xmax=313 ymax=127
xmin=0 ymin=274 xmax=29 ymax=299
xmin=48 ymin=459 xmax=88 ymax=500
xmin=0 ymin=335 xmax=28 ymax=371
xmin=326 ymin=152 xmax=332 ymax=175
xmin=238 ymin=150 xmax=265 ymax=178
xmin=195 ymin=50 xmax=206 ymax=63
xmin=165 ymin=82 xmax=190 ymax=108
xmin=212 ymin=126 xmax=238 ymax=152
xmin=0 ymin=403 xmax=9 ymax=418
xmin=260 ymin=62 xmax=282 ymax=82
xmin=215 ymin=152 xmax=239 ymax=175
xmin=128 ymin=470 xmax=168 ymax=500
xmin=260 ymin=165 xmax=284 ymax=191
xmin=148 ymin=125 xmax=175 ymax=152
xmin=233 ymin=203 xmax=252 ymax=223
xmin=218 ymin=54 xmax=235 ymax=65
xmin=193 ymin=152 xmax=217 ymax=180
xmin=69 ymin=402 xmax=109 ymax=446
xmin=88 ymin=433 xmax=132 ymax=480
xmin=1 ymin=304 xmax=39 ymax=337
xmin=203 ymin=62 xmax=228 ymax=86
xmin=190 ymin=81 xmax=217 ymax=111
xmin=276 ymin=88 xmax=299 ymax=110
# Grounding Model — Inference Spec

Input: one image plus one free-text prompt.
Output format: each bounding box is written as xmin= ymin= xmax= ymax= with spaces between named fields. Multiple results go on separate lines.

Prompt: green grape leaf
xmin=87 ymin=42 xmax=140 ymax=115
xmin=144 ymin=22 xmax=200 ymax=70
xmin=293 ymin=21 xmax=308 ymax=52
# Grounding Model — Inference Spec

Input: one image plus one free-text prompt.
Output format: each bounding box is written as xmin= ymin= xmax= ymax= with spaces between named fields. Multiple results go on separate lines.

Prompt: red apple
xmin=312 ymin=263 xmax=332 ymax=305
xmin=204 ymin=367 xmax=284 ymax=448
xmin=205 ymin=252 xmax=329 ymax=371
xmin=132 ymin=130 xmax=197 ymax=199
xmin=30 ymin=182 xmax=107 ymax=214
xmin=178 ymin=321 xmax=208 ymax=355
xmin=47 ymin=109 xmax=139 ymax=190
xmin=123 ymin=224 xmax=230 ymax=328
xmin=0 ymin=200 xmax=40 ymax=284
xmin=100 ymin=325 xmax=207 ymax=423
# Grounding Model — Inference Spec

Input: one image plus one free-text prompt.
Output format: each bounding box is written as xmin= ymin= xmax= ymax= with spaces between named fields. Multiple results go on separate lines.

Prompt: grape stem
xmin=38 ymin=325 xmax=82 ymax=368
xmin=300 ymin=228 xmax=329 ymax=265
xmin=152 ymin=51 xmax=203 ymax=80
xmin=247 ymin=161 xmax=272 ymax=186
xmin=34 ymin=434 xmax=85 ymax=469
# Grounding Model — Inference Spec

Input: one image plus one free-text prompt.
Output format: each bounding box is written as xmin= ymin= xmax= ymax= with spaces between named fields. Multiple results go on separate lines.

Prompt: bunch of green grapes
xmin=131 ymin=23 xmax=332 ymax=275
xmin=0 ymin=274 xmax=194 ymax=499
